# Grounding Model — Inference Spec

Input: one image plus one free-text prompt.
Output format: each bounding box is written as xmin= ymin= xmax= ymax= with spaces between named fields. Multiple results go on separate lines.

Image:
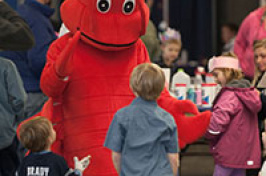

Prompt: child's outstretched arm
xmin=112 ymin=151 xmax=121 ymax=174
xmin=167 ymin=153 xmax=179 ymax=176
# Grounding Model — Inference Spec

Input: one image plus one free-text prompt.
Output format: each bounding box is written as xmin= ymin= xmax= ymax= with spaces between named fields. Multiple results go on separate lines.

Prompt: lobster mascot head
xmin=61 ymin=0 xmax=149 ymax=51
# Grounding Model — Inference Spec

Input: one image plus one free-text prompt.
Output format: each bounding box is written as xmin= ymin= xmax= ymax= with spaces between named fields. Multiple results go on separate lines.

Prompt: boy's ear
xmin=48 ymin=135 xmax=54 ymax=145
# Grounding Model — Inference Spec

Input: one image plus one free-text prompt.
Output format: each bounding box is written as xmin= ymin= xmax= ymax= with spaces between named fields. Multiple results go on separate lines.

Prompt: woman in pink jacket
xmin=234 ymin=7 xmax=266 ymax=79
xmin=205 ymin=53 xmax=261 ymax=176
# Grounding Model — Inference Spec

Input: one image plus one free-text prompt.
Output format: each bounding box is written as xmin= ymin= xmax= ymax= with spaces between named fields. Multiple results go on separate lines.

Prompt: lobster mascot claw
xmin=20 ymin=0 xmax=211 ymax=175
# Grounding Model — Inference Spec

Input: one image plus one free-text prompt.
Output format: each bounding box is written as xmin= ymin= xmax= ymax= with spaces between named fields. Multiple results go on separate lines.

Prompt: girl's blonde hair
xmin=253 ymin=39 xmax=266 ymax=85
xmin=215 ymin=52 xmax=243 ymax=84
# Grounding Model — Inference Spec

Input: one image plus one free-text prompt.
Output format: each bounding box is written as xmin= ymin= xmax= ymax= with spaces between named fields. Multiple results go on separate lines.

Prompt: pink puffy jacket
xmin=205 ymin=85 xmax=261 ymax=169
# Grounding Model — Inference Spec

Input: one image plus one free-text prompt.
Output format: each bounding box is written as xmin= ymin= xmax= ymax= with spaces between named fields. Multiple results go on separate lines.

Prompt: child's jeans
xmin=213 ymin=164 xmax=245 ymax=176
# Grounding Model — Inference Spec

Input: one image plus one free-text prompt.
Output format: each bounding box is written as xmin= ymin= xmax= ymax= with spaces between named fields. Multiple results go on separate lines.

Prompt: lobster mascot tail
xmin=19 ymin=0 xmax=211 ymax=175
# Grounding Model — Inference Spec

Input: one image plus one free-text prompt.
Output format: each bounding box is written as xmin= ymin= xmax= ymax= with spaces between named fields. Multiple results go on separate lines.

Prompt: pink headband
xmin=208 ymin=56 xmax=241 ymax=72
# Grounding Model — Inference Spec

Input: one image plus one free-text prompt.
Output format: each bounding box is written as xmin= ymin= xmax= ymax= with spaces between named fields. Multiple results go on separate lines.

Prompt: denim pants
xmin=213 ymin=164 xmax=245 ymax=176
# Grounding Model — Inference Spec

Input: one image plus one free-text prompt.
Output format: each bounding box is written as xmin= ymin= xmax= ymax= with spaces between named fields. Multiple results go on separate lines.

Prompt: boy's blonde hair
xmin=215 ymin=52 xmax=243 ymax=84
xmin=19 ymin=116 xmax=53 ymax=152
xmin=130 ymin=63 xmax=165 ymax=101
xmin=253 ymin=39 xmax=266 ymax=85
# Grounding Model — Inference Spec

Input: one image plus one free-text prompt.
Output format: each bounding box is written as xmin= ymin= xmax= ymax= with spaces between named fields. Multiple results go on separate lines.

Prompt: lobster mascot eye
xmin=123 ymin=0 xmax=135 ymax=14
xmin=17 ymin=0 xmax=213 ymax=175
xmin=97 ymin=0 xmax=111 ymax=13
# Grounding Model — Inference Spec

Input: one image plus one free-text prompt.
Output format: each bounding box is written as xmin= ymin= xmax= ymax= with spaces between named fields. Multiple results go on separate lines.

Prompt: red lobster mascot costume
xmin=37 ymin=0 xmax=211 ymax=175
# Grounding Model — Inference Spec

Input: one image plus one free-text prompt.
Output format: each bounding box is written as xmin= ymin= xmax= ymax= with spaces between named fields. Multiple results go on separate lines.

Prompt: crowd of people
xmin=1 ymin=0 xmax=266 ymax=176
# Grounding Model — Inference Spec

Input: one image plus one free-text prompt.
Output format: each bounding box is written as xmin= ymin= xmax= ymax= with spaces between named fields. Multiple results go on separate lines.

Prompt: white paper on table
xmin=162 ymin=68 xmax=170 ymax=90
xmin=257 ymin=72 xmax=266 ymax=88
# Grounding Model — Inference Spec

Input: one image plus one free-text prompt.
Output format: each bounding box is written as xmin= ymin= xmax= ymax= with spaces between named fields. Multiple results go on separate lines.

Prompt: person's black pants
xmin=0 ymin=138 xmax=20 ymax=176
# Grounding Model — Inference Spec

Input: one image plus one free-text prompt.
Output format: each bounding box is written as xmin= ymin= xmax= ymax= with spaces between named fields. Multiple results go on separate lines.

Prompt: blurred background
xmin=4 ymin=0 xmax=261 ymax=64
xmin=149 ymin=0 xmax=259 ymax=60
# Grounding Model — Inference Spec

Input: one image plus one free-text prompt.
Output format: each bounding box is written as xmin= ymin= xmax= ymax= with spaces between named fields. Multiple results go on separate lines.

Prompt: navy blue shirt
xmin=18 ymin=151 xmax=81 ymax=176
xmin=104 ymin=97 xmax=179 ymax=176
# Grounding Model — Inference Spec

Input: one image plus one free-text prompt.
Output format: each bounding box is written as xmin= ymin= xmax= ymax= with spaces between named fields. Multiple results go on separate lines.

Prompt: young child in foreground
xmin=18 ymin=116 xmax=91 ymax=176
xmin=104 ymin=63 xmax=179 ymax=176
xmin=205 ymin=53 xmax=261 ymax=176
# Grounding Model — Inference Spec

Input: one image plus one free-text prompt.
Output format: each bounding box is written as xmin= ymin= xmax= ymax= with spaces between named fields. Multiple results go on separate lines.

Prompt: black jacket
xmin=254 ymin=73 xmax=266 ymax=131
xmin=0 ymin=2 xmax=34 ymax=51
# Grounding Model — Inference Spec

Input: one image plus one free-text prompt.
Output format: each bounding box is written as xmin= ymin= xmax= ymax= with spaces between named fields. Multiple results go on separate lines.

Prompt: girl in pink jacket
xmin=205 ymin=53 xmax=262 ymax=176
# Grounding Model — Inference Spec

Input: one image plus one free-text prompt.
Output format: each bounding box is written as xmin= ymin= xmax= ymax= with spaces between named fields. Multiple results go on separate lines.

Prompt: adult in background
xmin=253 ymin=39 xmax=266 ymax=134
xmin=0 ymin=57 xmax=26 ymax=176
xmin=0 ymin=1 xmax=34 ymax=175
xmin=141 ymin=0 xmax=160 ymax=61
xmin=0 ymin=0 xmax=34 ymax=51
xmin=234 ymin=6 xmax=266 ymax=80
xmin=221 ymin=23 xmax=238 ymax=53
xmin=251 ymin=39 xmax=266 ymax=176
xmin=0 ymin=0 xmax=57 ymax=120
xmin=141 ymin=20 xmax=161 ymax=62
